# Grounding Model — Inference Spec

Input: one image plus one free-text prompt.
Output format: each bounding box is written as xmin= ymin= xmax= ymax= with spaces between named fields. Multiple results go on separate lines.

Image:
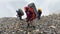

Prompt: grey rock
xmin=0 ymin=14 xmax=60 ymax=34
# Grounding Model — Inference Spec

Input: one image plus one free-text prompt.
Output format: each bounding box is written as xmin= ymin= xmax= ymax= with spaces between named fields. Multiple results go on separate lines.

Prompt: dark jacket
xmin=38 ymin=10 xmax=42 ymax=19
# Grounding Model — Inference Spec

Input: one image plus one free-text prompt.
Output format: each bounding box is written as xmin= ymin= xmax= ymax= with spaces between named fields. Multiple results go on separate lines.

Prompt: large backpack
xmin=28 ymin=7 xmax=36 ymax=21
xmin=24 ymin=6 xmax=36 ymax=21
xmin=28 ymin=3 xmax=38 ymax=17
xmin=16 ymin=9 xmax=24 ymax=17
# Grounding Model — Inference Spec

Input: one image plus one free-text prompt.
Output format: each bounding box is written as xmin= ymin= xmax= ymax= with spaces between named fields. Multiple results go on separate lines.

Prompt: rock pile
xmin=0 ymin=14 xmax=60 ymax=34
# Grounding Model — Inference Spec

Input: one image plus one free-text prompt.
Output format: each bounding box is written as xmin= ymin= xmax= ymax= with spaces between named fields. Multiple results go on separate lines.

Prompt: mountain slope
xmin=0 ymin=14 xmax=60 ymax=34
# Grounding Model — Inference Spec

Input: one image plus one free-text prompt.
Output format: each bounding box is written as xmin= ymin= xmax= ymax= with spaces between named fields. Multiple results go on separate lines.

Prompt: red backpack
xmin=28 ymin=7 xmax=36 ymax=21
xmin=24 ymin=7 xmax=36 ymax=21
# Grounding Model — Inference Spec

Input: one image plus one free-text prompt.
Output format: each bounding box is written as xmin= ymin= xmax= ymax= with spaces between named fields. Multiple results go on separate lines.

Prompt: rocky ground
xmin=0 ymin=14 xmax=60 ymax=34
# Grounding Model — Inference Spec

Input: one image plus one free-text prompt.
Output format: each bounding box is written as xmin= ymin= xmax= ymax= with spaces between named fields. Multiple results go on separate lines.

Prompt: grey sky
xmin=0 ymin=0 xmax=60 ymax=18
xmin=0 ymin=0 xmax=27 ymax=18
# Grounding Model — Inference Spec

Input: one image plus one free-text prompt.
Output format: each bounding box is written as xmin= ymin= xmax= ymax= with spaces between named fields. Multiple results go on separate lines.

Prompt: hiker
xmin=24 ymin=6 xmax=36 ymax=29
xmin=24 ymin=6 xmax=36 ymax=22
xmin=28 ymin=6 xmax=36 ymax=21
xmin=16 ymin=9 xmax=24 ymax=20
xmin=24 ymin=7 xmax=32 ymax=22
xmin=28 ymin=3 xmax=38 ymax=17
xmin=37 ymin=9 xmax=42 ymax=20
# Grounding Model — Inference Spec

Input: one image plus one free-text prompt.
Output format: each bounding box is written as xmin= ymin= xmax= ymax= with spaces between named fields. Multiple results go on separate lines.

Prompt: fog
xmin=0 ymin=0 xmax=60 ymax=18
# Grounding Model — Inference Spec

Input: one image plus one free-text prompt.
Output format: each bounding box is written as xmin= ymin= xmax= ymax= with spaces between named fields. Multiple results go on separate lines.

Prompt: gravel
xmin=0 ymin=14 xmax=60 ymax=34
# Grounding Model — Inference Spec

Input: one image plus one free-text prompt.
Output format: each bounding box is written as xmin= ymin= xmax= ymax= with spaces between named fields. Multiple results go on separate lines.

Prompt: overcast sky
xmin=0 ymin=0 xmax=60 ymax=18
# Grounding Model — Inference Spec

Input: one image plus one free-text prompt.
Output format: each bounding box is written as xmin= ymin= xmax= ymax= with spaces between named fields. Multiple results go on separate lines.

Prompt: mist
xmin=0 ymin=0 xmax=60 ymax=18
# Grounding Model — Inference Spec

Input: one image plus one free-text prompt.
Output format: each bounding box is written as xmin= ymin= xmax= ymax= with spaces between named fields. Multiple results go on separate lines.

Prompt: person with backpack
xmin=24 ymin=7 xmax=32 ymax=22
xmin=28 ymin=6 xmax=36 ymax=21
xmin=16 ymin=9 xmax=24 ymax=20
xmin=24 ymin=6 xmax=36 ymax=22
xmin=24 ymin=6 xmax=36 ymax=29
xmin=28 ymin=3 xmax=38 ymax=17
xmin=37 ymin=9 xmax=42 ymax=20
